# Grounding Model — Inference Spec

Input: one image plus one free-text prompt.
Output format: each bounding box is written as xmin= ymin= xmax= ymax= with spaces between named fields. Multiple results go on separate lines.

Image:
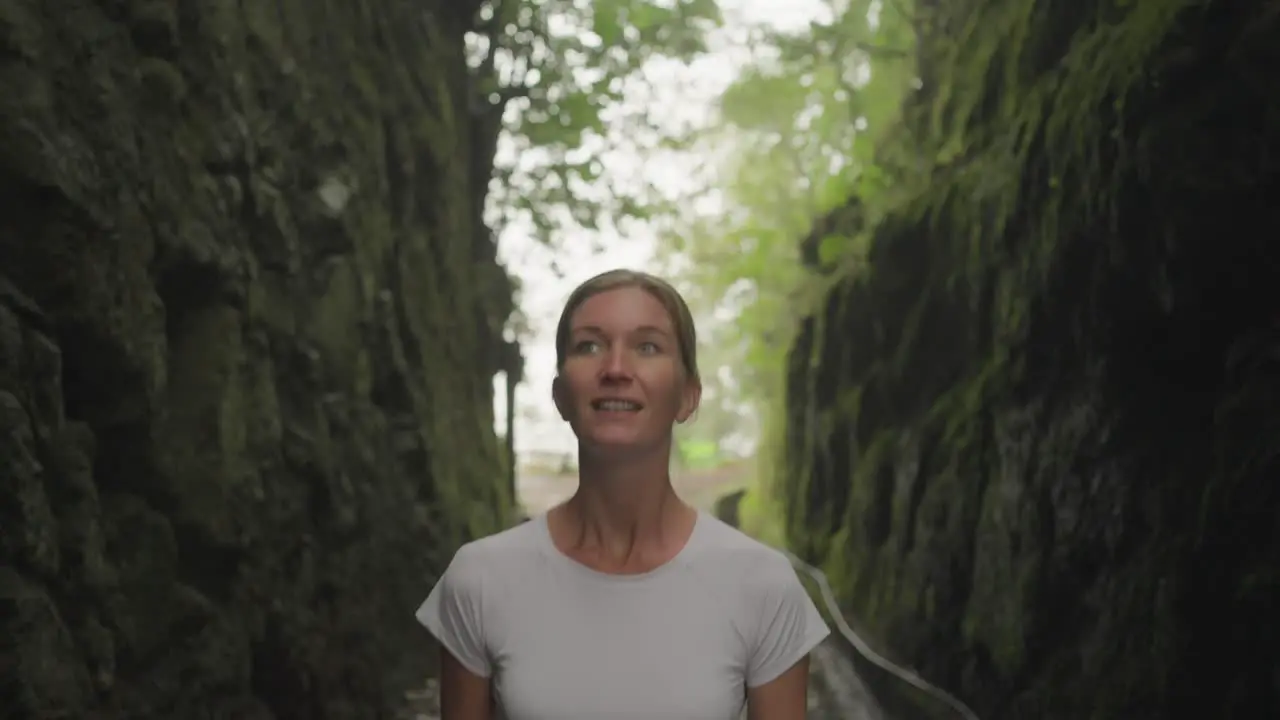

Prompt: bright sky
xmin=494 ymin=0 xmax=830 ymax=457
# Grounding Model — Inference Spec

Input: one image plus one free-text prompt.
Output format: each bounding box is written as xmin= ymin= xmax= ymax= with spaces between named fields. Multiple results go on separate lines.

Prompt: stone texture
xmin=0 ymin=1 xmax=514 ymax=717
xmin=781 ymin=1 xmax=1280 ymax=719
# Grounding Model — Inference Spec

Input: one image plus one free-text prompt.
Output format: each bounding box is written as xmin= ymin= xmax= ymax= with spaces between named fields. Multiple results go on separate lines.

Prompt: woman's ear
xmin=551 ymin=375 xmax=570 ymax=422
xmin=675 ymin=376 xmax=701 ymax=424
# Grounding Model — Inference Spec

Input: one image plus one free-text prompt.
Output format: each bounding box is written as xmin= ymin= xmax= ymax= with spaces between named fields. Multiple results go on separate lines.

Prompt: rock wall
xmin=1 ymin=1 xmax=514 ymax=717
xmin=781 ymin=1 xmax=1279 ymax=718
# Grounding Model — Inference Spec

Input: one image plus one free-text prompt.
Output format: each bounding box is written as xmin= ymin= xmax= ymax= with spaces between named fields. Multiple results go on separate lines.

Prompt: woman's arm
xmin=746 ymin=655 xmax=811 ymax=720
xmin=742 ymin=552 xmax=829 ymax=718
xmin=417 ymin=543 xmax=496 ymax=719
xmin=440 ymin=647 xmax=492 ymax=720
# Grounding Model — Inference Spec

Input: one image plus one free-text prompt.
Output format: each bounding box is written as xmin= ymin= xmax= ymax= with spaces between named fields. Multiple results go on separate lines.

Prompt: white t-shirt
xmin=415 ymin=510 xmax=830 ymax=719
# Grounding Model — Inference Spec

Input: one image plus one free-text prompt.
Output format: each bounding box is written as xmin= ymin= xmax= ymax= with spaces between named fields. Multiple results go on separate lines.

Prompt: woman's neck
xmin=562 ymin=443 xmax=693 ymax=563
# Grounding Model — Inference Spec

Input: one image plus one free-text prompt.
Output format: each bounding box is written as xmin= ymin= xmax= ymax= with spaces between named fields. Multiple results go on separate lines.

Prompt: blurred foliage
xmin=462 ymin=0 xmax=723 ymax=251
xmin=657 ymin=0 xmax=918 ymax=469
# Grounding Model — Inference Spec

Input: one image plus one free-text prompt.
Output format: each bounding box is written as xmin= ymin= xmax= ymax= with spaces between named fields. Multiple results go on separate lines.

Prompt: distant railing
xmin=783 ymin=550 xmax=982 ymax=720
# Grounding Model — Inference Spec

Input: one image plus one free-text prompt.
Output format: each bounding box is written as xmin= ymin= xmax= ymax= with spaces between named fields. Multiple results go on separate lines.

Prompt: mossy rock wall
xmin=0 ymin=1 xmax=512 ymax=718
xmin=781 ymin=1 xmax=1279 ymax=718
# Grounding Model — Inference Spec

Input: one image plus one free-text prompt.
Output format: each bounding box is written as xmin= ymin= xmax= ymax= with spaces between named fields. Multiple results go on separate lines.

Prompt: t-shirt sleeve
xmin=745 ymin=554 xmax=831 ymax=688
xmin=414 ymin=544 xmax=492 ymax=677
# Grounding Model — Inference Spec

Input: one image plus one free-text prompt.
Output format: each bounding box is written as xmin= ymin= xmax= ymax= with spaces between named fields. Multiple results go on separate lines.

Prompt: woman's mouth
xmin=591 ymin=399 xmax=642 ymax=412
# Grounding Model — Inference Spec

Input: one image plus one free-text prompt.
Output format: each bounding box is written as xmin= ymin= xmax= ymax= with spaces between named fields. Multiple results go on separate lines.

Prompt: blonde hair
xmin=554 ymin=269 xmax=699 ymax=383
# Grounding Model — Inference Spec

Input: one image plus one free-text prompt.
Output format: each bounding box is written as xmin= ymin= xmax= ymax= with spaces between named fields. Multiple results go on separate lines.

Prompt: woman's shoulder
xmin=444 ymin=516 xmax=546 ymax=579
xmin=692 ymin=514 xmax=798 ymax=588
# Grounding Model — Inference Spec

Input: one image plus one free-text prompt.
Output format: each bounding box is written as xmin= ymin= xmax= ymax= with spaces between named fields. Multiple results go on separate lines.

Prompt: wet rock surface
xmin=0 ymin=2 xmax=513 ymax=717
xmin=780 ymin=1 xmax=1280 ymax=718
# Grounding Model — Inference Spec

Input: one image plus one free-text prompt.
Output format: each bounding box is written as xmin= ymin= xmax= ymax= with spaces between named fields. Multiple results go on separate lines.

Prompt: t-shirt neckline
xmin=534 ymin=509 xmax=706 ymax=584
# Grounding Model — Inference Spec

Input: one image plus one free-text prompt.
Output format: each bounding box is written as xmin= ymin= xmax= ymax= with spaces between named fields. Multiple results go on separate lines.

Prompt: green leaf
xmin=818 ymin=234 xmax=845 ymax=265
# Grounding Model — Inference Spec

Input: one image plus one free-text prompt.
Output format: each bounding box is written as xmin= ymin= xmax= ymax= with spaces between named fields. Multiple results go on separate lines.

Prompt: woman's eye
xmin=573 ymin=340 xmax=600 ymax=353
xmin=638 ymin=341 xmax=660 ymax=354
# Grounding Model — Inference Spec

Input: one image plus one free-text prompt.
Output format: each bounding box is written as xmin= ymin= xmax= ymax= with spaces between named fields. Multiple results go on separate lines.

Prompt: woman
xmin=415 ymin=269 xmax=829 ymax=719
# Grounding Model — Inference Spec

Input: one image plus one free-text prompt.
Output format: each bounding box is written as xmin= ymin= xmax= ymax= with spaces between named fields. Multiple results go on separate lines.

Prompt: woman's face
xmin=553 ymin=286 xmax=700 ymax=452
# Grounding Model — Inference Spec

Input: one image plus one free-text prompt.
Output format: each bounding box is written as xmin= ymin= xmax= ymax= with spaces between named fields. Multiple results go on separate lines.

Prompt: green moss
xmin=782 ymin=0 xmax=1187 ymax=518
xmin=708 ymin=3 xmax=1246 ymax=712
xmin=762 ymin=5 xmax=1227 ymax=714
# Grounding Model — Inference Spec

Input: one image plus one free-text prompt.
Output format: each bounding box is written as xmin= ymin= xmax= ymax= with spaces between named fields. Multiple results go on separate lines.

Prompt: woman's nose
xmin=600 ymin=347 xmax=633 ymax=378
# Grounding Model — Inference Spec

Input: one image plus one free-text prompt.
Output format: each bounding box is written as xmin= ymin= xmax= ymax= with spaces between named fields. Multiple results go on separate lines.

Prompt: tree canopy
xmin=655 ymin=0 xmax=919 ymax=467
xmin=463 ymin=0 xmax=723 ymax=252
